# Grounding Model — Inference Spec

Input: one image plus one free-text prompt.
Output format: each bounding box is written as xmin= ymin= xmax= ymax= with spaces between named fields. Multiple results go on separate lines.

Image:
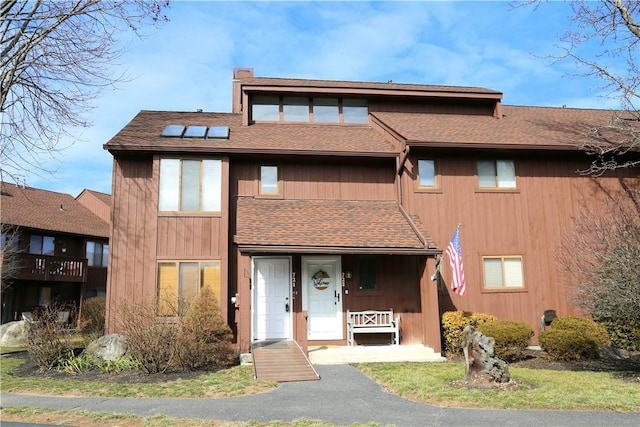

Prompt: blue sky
xmin=23 ymin=1 xmax=620 ymax=196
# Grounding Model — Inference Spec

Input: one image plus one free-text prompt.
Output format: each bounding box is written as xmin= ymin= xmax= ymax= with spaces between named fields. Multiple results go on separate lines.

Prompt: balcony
xmin=15 ymin=253 xmax=87 ymax=283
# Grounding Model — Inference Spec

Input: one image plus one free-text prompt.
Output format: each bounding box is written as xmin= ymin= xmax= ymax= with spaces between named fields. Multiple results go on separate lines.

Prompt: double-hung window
xmin=157 ymin=260 xmax=221 ymax=315
xmin=477 ymin=160 xmax=516 ymax=188
xmin=483 ymin=256 xmax=524 ymax=289
xmin=159 ymin=159 xmax=222 ymax=212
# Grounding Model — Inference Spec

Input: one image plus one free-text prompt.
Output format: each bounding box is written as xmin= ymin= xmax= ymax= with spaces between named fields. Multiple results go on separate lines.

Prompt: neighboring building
xmin=0 ymin=183 xmax=110 ymax=324
xmin=103 ymin=68 xmax=639 ymax=354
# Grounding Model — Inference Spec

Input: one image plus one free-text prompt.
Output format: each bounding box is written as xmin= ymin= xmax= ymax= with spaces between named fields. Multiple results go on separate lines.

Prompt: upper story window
xmin=260 ymin=165 xmax=279 ymax=195
xmin=86 ymin=241 xmax=109 ymax=267
xmin=1 ymin=230 xmax=19 ymax=252
xmin=159 ymin=159 xmax=222 ymax=212
xmin=417 ymin=159 xmax=437 ymax=188
xmin=251 ymin=95 xmax=368 ymax=124
xmin=483 ymin=256 xmax=524 ymax=290
xmin=29 ymin=234 xmax=54 ymax=255
xmin=477 ymin=160 xmax=516 ymax=188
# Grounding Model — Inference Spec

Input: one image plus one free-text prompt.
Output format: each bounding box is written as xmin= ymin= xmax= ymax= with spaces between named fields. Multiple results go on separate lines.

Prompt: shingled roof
xmin=373 ymin=105 xmax=619 ymax=149
xmin=235 ymin=197 xmax=436 ymax=254
xmin=1 ymin=182 xmax=109 ymax=238
xmin=104 ymin=111 xmax=398 ymax=155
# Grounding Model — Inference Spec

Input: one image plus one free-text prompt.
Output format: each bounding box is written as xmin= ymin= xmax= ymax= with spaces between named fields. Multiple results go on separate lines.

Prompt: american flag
xmin=445 ymin=229 xmax=466 ymax=296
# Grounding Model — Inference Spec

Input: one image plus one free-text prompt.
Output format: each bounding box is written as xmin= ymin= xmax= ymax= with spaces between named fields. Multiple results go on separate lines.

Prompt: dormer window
xmin=250 ymin=96 xmax=368 ymax=124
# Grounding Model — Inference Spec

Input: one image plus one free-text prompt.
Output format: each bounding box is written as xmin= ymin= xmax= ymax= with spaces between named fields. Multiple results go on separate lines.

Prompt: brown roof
xmin=235 ymin=197 xmax=433 ymax=254
xmin=373 ymin=106 xmax=620 ymax=149
xmin=238 ymin=77 xmax=502 ymax=97
xmin=78 ymin=189 xmax=112 ymax=207
xmin=1 ymin=182 xmax=109 ymax=238
xmin=104 ymin=111 xmax=397 ymax=155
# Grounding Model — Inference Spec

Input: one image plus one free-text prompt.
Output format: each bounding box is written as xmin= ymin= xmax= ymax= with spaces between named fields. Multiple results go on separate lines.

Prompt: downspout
xmin=395 ymin=145 xmax=429 ymax=249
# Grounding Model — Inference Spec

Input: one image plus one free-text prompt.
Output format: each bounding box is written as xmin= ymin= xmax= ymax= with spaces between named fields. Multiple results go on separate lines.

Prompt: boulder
xmin=0 ymin=320 xmax=27 ymax=347
xmin=462 ymin=325 xmax=510 ymax=383
xmin=84 ymin=334 xmax=129 ymax=361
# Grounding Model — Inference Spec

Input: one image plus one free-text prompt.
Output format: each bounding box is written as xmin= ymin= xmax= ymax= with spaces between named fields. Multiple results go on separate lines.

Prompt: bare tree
xmin=0 ymin=223 xmax=21 ymax=291
xmin=520 ymin=0 xmax=640 ymax=174
xmin=559 ymin=187 xmax=640 ymax=324
xmin=0 ymin=0 xmax=169 ymax=183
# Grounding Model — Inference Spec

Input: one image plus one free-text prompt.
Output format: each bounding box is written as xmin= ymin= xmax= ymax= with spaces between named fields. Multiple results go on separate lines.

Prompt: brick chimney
xmin=232 ymin=67 xmax=254 ymax=114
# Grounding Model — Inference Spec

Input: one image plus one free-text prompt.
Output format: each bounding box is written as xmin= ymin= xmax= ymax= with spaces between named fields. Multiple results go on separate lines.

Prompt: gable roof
xmin=77 ymin=189 xmax=112 ymax=207
xmin=0 ymin=182 xmax=109 ymax=238
xmin=373 ymin=106 xmax=619 ymax=150
xmin=104 ymin=111 xmax=398 ymax=155
xmin=234 ymin=197 xmax=437 ymax=254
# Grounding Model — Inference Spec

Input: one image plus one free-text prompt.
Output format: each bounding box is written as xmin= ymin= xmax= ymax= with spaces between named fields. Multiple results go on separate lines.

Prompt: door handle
xmin=285 ymin=297 xmax=290 ymax=312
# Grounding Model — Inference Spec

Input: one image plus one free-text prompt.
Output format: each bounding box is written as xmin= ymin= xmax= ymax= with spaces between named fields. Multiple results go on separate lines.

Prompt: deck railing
xmin=15 ymin=253 xmax=87 ymax=282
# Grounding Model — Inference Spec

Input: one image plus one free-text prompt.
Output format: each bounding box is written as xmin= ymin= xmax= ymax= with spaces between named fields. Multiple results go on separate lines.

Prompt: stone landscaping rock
xmin=462 ymin=325 xmax=510 ymax=383
xmin=0 ymin=320 xmax=27 ymax=347
xmin=83 ymin=334 xmax=128 ymax=361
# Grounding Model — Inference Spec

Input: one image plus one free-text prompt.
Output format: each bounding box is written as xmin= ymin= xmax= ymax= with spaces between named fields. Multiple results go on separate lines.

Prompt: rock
xmin=83 ymin=334 xmax=129 ymax=361
xmin=0 ymin=320 xmax=27 ymax=347
xmin=462 ymin=325 xmax=510 ymax=383
xmin=600 ymin=345 xmax=631 ymax=360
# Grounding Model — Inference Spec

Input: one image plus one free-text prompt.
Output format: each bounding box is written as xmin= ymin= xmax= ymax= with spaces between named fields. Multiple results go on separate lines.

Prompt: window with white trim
xmin=483 ymin=256 xmax=524 ymax=289
xmin=157 ymin=260 xmax=221 ymax=316
xmin=159 ymin=159 xmax=222 ymax=212
xmin=417 ymin=159 xmax=437 ymax=188
xmin=477 ymin=160 xmax=516 ymax=188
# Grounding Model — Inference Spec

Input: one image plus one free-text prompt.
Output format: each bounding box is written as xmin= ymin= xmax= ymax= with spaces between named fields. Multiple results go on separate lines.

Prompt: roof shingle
xmin=1 ymin=183 xmax=109 ymax=238
xmin=235 ymin=198 xmax=429 ymax=252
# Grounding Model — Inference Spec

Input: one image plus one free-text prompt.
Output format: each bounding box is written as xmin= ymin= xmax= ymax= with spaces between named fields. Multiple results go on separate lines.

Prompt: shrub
xmin=80 ymin=297 xmax=105 ymax=341
xmin=539 ymin=329 xmax=601 ymax=360
xmin=539 ymin=316 xmax=610 ymax=361
xmin=441 ymin=311 xmax=498 ymax=355
xmin=597 ymin=320 xmax=640 ymax=351
xmin=175 ymin=287 xmax=237 ymax=370
xmin=24 ymin=302 xmax=76 ymax=370
xmin=477 ymin=320 xmax=534 ymax=362
xmin=117 ymin=298 xmax=179 ymax=373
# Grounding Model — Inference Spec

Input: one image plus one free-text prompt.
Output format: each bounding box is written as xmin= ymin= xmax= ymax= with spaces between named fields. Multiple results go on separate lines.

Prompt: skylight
xmin=207 ymin=126 xmax=230 ymax=139
xmin=161 ymin=125 xmax=186 ymax=137
xmin=184 ymin=125 xmax=208 ymax=138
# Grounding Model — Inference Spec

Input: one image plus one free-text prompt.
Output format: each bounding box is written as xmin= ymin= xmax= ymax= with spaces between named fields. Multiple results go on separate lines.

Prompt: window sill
xmin=158 ymin=211 xmax=223 ymax=218
xmin=475 ymin=188 xmax=520 ymax=194
xmin=481 ymin=287 xmax=527 ymax=294
xmin=415 ymin=188 xmax=442 ymax=194
xmin=256 ymin=193 xmax=283 ymax=199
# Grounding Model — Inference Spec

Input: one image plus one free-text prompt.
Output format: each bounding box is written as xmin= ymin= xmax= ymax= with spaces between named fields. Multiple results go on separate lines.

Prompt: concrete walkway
xmin=1 ymin=364 xmax=638 ymax=426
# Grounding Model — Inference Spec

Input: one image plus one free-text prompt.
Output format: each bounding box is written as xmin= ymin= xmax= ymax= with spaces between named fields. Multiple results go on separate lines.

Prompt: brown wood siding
xmin=232 ymin=160 xmax=397 ymax=201
xmin=401 ymin=152 xmax=639 ymax=339
xmin=369 ymin=99 xmax=496 ymax=116
xmin=105 ymin=157 xmax=158 ymax=334
xmin=156 ymin=217 xmax=222 ymax=257
xmin=76 ymin=192 xmax=110 ymax=223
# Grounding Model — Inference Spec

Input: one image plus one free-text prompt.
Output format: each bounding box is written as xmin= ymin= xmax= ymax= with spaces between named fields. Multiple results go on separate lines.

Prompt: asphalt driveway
xmin=1 ymin=364 xmax=638 ymax=426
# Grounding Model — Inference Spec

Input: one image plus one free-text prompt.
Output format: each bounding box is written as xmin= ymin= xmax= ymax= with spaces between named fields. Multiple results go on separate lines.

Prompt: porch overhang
xmin=236 ymin=244 xmax=440 ymax=256
xmin=234 ymin=197 xmax=438 ymax=255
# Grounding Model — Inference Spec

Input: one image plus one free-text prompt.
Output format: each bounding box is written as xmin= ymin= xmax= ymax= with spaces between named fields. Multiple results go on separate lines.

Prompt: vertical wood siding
xmin=401 ymin=152 xmax=639 ymax=337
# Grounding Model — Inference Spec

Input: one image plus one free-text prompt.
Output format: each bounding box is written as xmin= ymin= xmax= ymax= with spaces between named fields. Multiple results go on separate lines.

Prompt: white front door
xmin=303 ymin=256 xmax=343 ymax=340
xmin=253 ymin=257 xmax=292 ymax=341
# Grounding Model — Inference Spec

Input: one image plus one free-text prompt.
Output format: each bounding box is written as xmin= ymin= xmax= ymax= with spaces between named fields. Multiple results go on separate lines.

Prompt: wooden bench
xmin=346 ymin=309 xmax=400 ymax=346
